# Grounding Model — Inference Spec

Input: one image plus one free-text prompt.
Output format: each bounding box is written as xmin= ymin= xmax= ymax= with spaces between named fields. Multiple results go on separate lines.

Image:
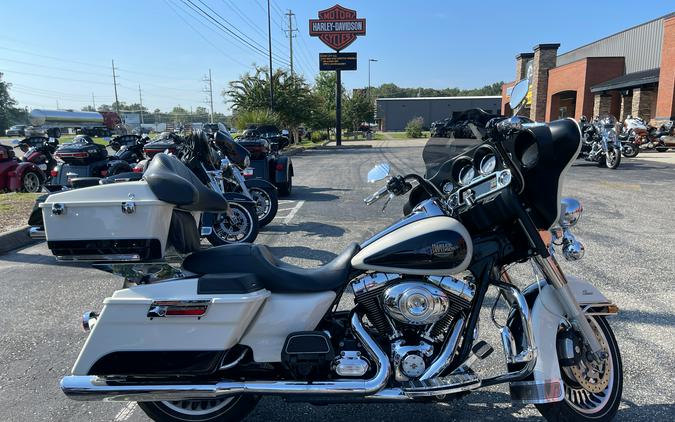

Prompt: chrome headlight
xmin=244 ymin=155 xmax=250 ymax=168
xmin=560 ymin=197 xmax=582 ymax=227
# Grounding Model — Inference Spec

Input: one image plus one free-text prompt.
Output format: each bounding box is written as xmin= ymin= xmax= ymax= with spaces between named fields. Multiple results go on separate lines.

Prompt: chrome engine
xmin=350 ymin=273 xmax=475 ymax=381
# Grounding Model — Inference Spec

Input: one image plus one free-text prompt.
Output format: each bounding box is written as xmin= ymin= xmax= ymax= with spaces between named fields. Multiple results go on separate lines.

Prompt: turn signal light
xmin=276 ymin=163 xmax=284 ymax=171
xmin=100 ymin=169 xmax=108 ymax=177
xmin=132 ymin=166 xmax=143 ymax=173
xmin=51 ymin=168 xmax=58 ymax=177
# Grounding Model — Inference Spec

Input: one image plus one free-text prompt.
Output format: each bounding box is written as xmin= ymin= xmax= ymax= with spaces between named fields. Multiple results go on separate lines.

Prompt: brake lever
xmin=381 ymin=192 xmax=394 ymax=212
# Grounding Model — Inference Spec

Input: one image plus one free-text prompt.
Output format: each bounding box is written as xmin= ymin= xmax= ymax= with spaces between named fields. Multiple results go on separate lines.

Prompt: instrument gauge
xmin=479 ymin=154 xmax=497 ymax=174
xmin=442 ymin=181 xmax=454 ymax=193
xmin=458 ymin=165 xmax=475 ymax=186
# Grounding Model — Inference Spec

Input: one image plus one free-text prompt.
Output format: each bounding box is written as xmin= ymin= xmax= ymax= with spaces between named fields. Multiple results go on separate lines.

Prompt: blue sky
xmin=1 ymin=1 xmax=672 ymax=114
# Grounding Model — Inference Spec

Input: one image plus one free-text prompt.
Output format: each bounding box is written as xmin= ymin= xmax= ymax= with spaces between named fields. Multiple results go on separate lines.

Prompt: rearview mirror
xmin=509 ymin=79 xmax=529 ymax=115
xmin=367 ymin=162 xmax=390 ymax=183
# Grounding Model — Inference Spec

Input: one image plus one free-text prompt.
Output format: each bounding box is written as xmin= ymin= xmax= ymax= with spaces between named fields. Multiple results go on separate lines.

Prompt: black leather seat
xmin=144 ymin=153 xmax=228 ymax=212
xmin=182 ymin=242 xmax=361 ymax=293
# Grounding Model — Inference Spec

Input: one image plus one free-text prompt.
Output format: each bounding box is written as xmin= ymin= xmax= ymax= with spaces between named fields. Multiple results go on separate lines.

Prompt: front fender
xmin=244 ymin=178 xmax=277 ymax=191
xmin=508 ymin=276 xmax=616 ymax=404
xmin=222 ymin=192 xmax=255 ymax=205
xmin=10 ymin=162 xmax=43 ymax=191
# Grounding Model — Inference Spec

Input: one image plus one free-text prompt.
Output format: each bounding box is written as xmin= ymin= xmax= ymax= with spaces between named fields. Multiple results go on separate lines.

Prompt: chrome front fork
xmin=533 ymin=254 xmax=604 ymax=356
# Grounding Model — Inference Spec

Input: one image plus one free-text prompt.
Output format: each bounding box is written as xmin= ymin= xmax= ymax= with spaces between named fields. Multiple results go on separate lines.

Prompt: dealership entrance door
xmin=550 ymin=90 xmax=577 ymax=119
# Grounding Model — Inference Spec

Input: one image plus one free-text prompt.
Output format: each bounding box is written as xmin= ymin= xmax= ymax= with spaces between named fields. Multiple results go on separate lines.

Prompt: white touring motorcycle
xmin=59 ymin=87 xmax=622 ymax=422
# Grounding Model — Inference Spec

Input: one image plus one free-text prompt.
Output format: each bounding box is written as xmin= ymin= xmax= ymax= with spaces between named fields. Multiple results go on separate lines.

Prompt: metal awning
xmin=591 ymin=68 xmax=660 ymax=93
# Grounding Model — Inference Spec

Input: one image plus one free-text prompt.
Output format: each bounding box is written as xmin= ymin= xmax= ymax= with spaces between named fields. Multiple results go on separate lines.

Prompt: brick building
xmin=501 ymin=13 xmax=675 ymax=124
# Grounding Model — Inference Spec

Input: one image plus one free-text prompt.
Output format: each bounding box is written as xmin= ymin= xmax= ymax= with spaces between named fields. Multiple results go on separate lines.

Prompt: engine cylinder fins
xmin=357 ymin=288 xmax=393 ymax=336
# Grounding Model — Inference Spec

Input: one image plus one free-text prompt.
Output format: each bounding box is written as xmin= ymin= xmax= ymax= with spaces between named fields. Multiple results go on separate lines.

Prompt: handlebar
xmin=364 ymin=185 xmax=389 ymax=205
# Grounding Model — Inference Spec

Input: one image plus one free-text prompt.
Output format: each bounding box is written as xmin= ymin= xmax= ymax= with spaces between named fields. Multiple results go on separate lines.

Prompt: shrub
xmin=405 ymin=117 xmax=424 ymax=138
xmin=310 ymin=131 xmax=328 ymax=143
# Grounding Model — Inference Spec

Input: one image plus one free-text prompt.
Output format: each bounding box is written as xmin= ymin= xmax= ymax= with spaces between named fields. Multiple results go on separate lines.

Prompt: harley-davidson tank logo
xmin=430 ymin=241 xmax=458 ymax=258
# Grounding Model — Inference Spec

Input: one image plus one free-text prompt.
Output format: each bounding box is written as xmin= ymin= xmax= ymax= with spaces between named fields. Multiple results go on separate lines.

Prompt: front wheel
xmin=604 ymin=147 xmax=621 ymax=169
xmin=207 ymin=202 xmax=258 ymax=245
xmin=622 ymin=142 xmax=639 ymax=158
xmin=138 ymin=395 xmax=259 ymax=422
xmin=536 ymin=316 xmax=623 ymax=422
xmin=249 ymin=187 xmax=278 ymax=227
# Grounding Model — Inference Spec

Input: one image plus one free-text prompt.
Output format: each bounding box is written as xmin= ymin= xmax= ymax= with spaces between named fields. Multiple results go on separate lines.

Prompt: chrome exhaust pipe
xmin=28 ymin=226 xmax=46 ymax=240
xmin=62 ymin=313 xmax=391 ymax=402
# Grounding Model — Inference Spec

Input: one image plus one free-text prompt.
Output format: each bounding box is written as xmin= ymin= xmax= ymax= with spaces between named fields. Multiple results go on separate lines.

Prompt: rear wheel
xmin=207 ymin=202 xmax=258 ymax=245
xmin=22 ymin=170 xmax=42 ymax=193
xmin=138 ymin=395 xmax=259 ymax=422
xmin=536 ymin=316 xmax=623 ymax=422
xmin=277 ymin=175 xmax=292 ymax=196
xmin=249 ymin=187 xmax=278 ymax=227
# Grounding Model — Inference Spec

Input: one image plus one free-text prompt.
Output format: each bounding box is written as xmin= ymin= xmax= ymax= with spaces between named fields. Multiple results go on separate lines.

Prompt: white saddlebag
xmin=41 ymin=181 xmax=175 ymax=261
xmin=72 ymin=277 xmax=270 ymax=376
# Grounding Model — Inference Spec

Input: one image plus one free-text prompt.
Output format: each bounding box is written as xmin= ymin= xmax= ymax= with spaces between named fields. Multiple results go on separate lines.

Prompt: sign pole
xmin=336 ymin=69 xmax=342 ymax=147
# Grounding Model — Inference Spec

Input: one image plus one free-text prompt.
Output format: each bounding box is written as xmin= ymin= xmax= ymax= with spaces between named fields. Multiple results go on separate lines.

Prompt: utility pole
xmin=56 ymin=100 xmax=59 ymax=110
xmin=138 ymin=85 xmax=144 ymax=125
xmin=111 ymin=60 xmax=120 ymax=115
xmin=267 ymin=0 xmax=274 ymax=109
xmin=203 ymin=69 xmax=214 ymax=123
xmin=285 ymin=10 xmax=297 ymax=76
xmin=91 ymin=92 xmax=96 ymax=110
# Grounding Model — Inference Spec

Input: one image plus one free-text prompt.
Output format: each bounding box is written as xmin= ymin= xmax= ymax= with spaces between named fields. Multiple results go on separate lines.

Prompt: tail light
xmin=132 ymin=166 xmax=143 ymax=173
xmin=100 ymin=169 xmax=108 ymax=177
xmin=276 ymin=163 xmax=285 ymax=171
xmin=51 ymin=168 xmax=58 ymax=177
xmin=56 ymin=151 xmax=90 ymax=159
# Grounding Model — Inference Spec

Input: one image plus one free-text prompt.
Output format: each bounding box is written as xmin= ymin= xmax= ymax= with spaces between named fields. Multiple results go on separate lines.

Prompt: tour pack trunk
xmin=55 ymin=141 xmax=108 ymax=165
xmin=40 ymin=181 xmax=176 ymax=261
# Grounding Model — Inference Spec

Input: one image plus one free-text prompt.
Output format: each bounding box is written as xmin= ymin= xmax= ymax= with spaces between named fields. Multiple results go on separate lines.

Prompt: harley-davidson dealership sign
xmin=309 ymin=5 xmax=366 ymax=51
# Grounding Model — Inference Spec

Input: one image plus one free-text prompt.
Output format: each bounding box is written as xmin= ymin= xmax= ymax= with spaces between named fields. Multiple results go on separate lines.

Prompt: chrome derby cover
xmin=352 ymin=200 xmax=472 ymax=275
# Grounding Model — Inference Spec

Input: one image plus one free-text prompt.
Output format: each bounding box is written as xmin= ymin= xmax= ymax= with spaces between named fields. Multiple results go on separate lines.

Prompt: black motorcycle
xmin=211 ymin=131 xmax=279 ymax=227
xmin=578 ymin=116 xmax=621 ymax=169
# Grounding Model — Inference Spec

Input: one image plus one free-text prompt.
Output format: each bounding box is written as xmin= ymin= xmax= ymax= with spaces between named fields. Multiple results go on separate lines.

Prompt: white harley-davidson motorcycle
xmin=56 ymin=82 xmax=622 ymax=422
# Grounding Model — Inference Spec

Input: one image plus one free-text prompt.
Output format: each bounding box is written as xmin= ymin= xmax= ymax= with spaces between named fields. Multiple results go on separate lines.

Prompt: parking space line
xmin=113 ymin=403 xmax=136 ymax=421
xmin=282 ymin=200 xmax=305 ymax=224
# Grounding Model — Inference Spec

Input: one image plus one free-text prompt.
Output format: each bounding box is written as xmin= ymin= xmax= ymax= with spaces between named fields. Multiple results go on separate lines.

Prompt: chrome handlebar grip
xmin=364 ymin=185 xmax=389 ymax=205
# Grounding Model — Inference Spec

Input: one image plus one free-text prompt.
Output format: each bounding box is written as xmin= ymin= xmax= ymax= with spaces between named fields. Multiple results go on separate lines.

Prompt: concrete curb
xmin=0 ymin=225 xmax=38 ymax=254
xmin=283 ymin=139 xmax=332 ymax=156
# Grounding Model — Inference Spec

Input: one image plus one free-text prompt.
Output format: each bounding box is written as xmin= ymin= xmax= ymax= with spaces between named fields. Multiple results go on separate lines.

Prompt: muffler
xmin=61 ymin=313 xmax=391 ymax=402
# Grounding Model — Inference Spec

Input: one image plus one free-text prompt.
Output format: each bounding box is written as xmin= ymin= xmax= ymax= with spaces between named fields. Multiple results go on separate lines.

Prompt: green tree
xmin=0 ymin=72 xmax=18 ymax=133
xmin=343 ymin=91 xmax=374 ymax=131
xmin=97 ymin=104 xmax=113 ymax=112
xmin=225 ymin=65 xmax=312 ymax=143
xmin=233 ymin=109 xmax=280 ymax=131
xmin=81 ymin=105 xmax=96 ymax=112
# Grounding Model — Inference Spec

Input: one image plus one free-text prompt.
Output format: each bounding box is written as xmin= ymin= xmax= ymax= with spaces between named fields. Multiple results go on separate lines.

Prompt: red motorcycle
xmin=0 ymin=142 xmax=45 ymax=193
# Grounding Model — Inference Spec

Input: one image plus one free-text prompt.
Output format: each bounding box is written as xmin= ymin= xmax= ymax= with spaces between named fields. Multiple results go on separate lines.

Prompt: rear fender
xmin=273 ymin=156 xmax=291 ymax=184
xmin=508 ymin=275 xmax=616 ymax=404
xmin=9 ymin=162 xmax=42 ymax=190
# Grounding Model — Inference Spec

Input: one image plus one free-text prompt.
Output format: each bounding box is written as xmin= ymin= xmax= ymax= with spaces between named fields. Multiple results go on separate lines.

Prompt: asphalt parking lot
xmin=1 ymin=140 xmax=674 ymax=421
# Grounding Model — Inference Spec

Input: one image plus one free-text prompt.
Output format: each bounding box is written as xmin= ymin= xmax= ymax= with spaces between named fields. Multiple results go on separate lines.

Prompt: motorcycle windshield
xmin=422 ymin=133 xmax=484 ymax=179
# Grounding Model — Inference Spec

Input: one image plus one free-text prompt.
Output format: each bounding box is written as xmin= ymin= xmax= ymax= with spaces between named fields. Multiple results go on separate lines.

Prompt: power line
xmin=164 ymin=0 xmax=250 ymax=68
xmin=180 ymin=0 xmax=290 ymax=66
xmin=221 ymin=0 xmax=289 ymax=55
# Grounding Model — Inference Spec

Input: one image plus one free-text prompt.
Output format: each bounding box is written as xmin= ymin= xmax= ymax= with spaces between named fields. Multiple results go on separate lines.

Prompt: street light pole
xmin=267 ymin=0 xmax=274 ymax=110
xmin=368 ymin=58 xmax=378 ymax=98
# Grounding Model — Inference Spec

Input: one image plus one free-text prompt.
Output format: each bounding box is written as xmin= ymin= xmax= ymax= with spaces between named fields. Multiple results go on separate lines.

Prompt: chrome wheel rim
xmin=23 ymin=172 xmax=40 ymax=192
xmin=251 ymin=188 xmax=271 ymax=220
xmin=606 ymin=150 xmax=619 ymax=167
xmin=561 ymin=318 xmax=614 ymax=414
xmin=214 ymin=204 xmax=253 ymax=243
xmin=162 ymin=397 xmax=235 ymax=416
